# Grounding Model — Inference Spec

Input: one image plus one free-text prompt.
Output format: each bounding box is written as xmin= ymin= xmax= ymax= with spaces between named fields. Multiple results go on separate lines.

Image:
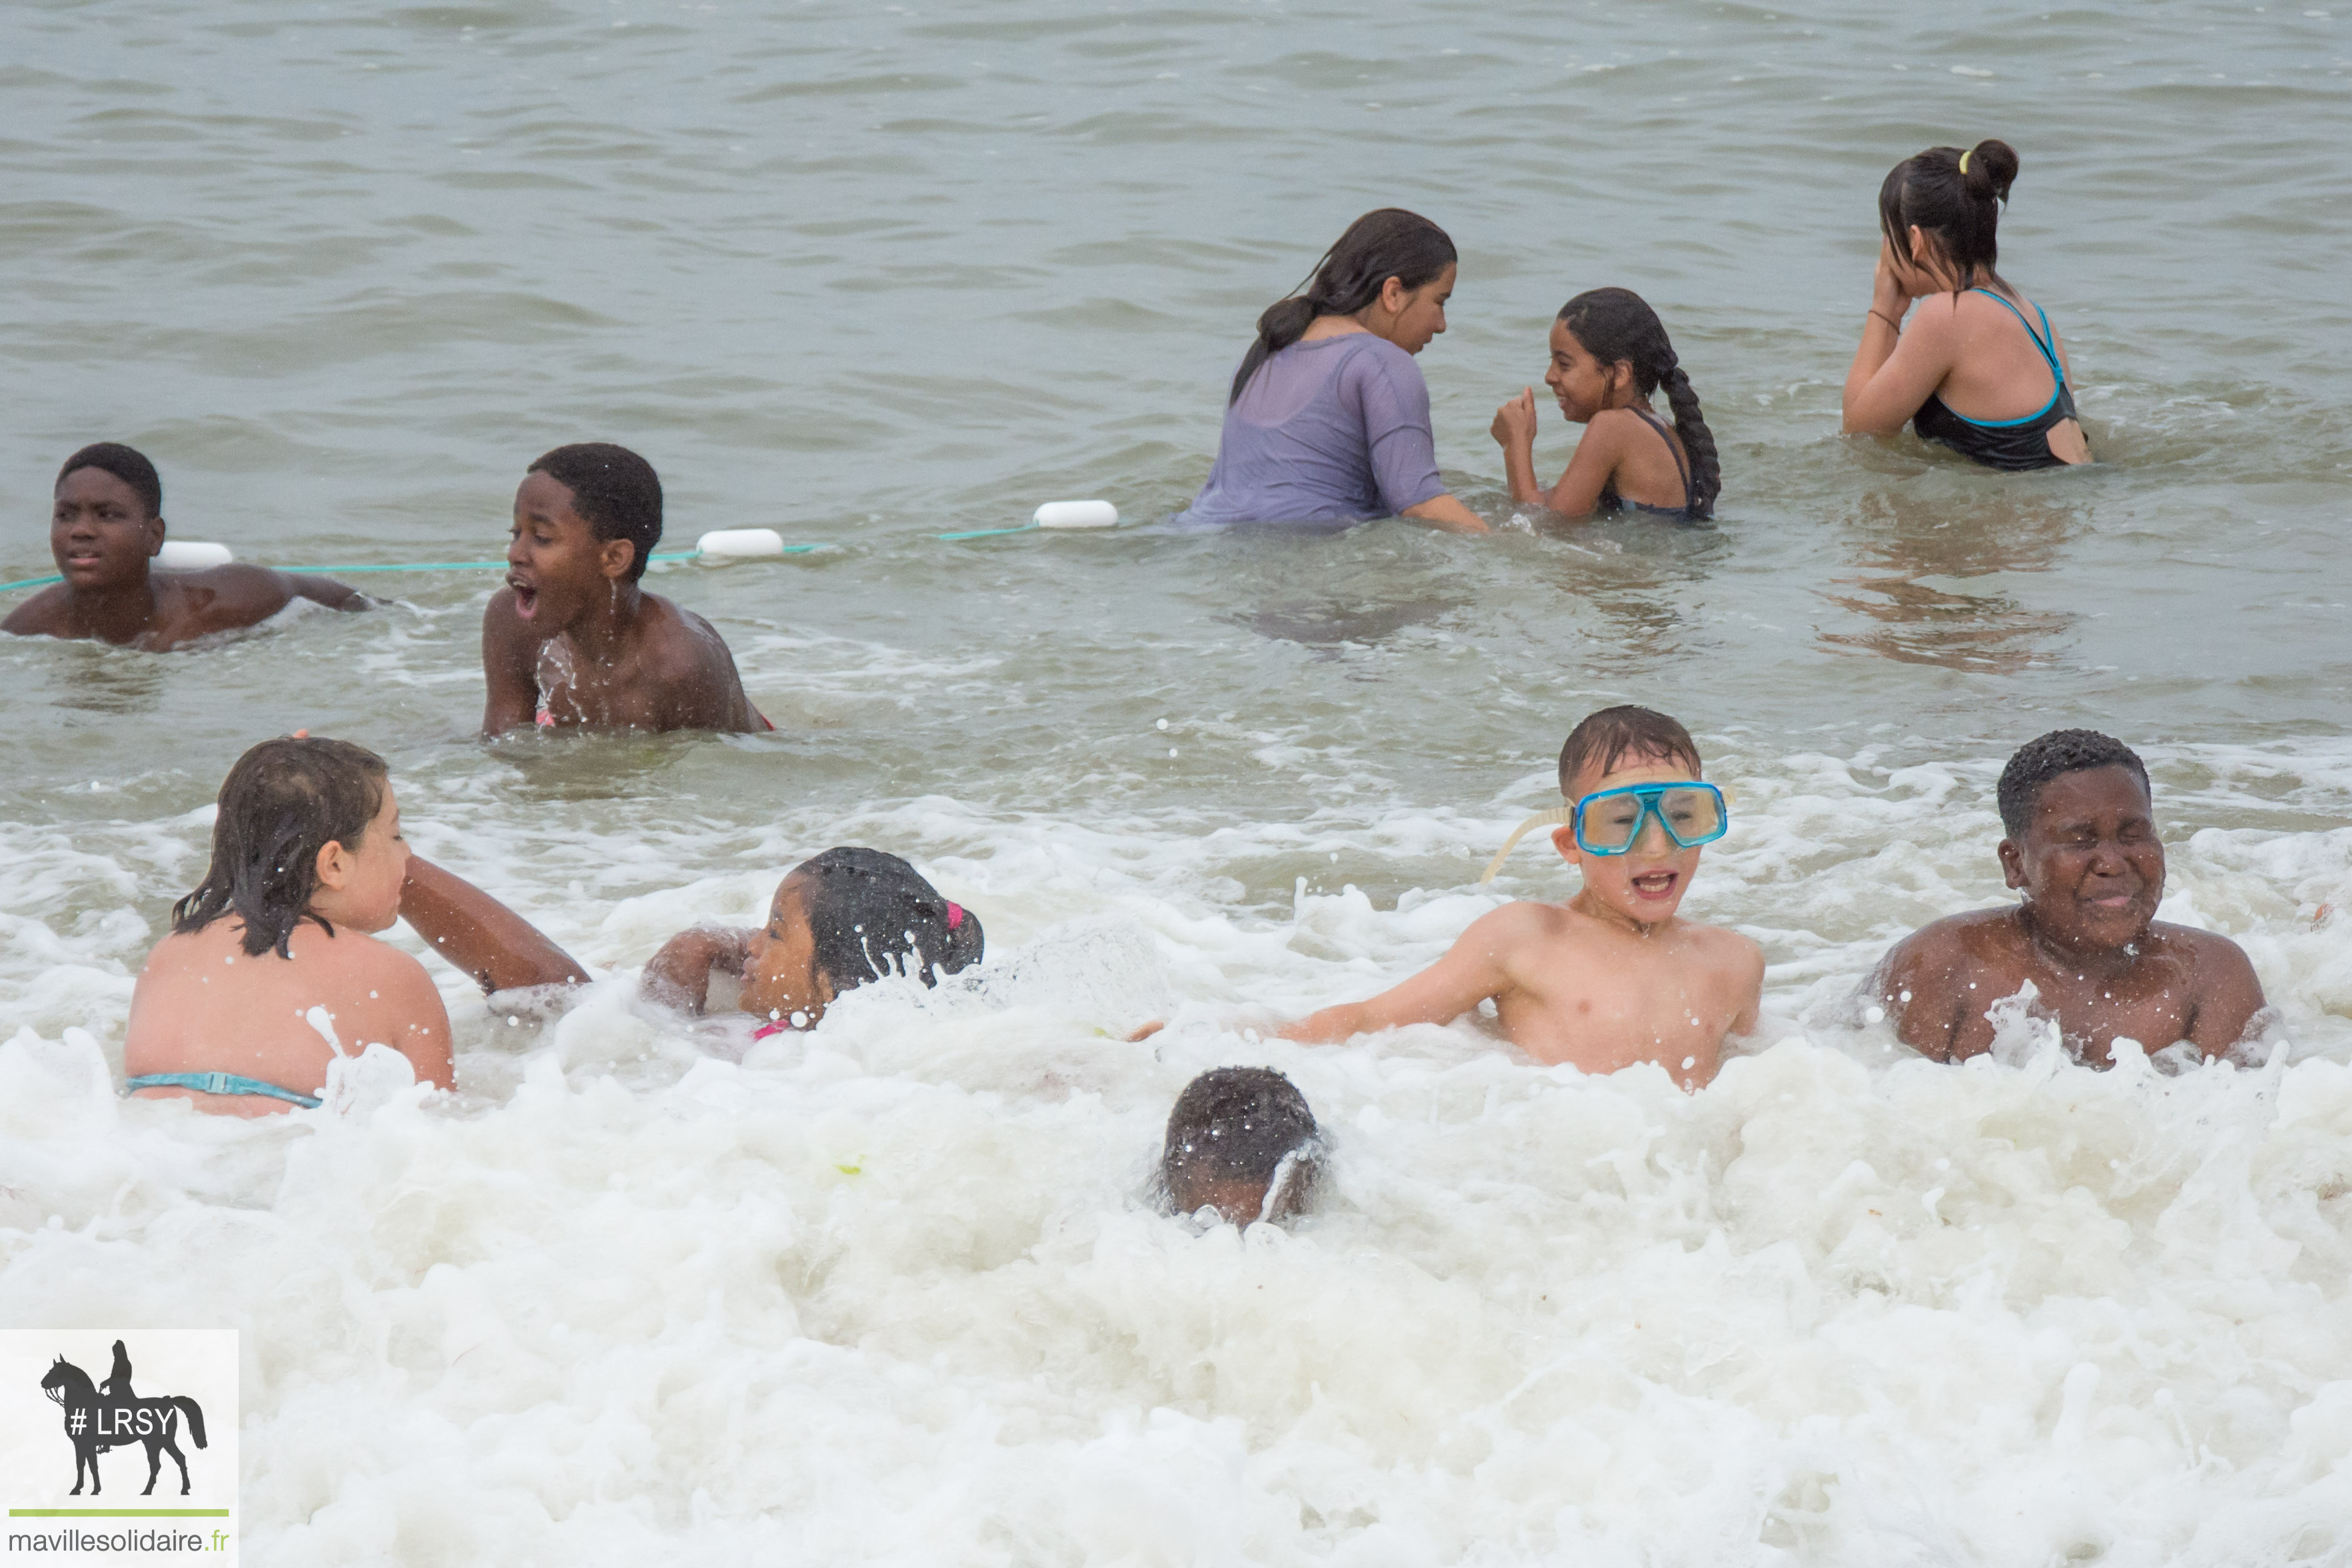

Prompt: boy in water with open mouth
xmin=1278 ymin=705 xmax=1763 ymax=1088
xmin=481 ymin=442 xmax=765 ymax=735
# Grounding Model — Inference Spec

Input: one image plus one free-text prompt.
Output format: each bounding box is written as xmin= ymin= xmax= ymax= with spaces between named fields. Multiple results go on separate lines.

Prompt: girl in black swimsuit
xmin=1492 ymin=287 xmax=1723 ymax=521
xmin=1841 ymin=138 xmax=2093 ymax=471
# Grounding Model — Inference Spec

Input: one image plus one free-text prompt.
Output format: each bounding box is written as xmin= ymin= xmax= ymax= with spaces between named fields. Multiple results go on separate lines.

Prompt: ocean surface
xmin=3 ymin=0 xmax=2351 ymax=1561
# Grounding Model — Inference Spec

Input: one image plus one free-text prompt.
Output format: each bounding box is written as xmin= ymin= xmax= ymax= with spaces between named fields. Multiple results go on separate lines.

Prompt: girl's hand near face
xmin=1873 ymin=237 xmax=1915 ymax=319
xmin=1491 ymin=388 xmax=1539 ymax=451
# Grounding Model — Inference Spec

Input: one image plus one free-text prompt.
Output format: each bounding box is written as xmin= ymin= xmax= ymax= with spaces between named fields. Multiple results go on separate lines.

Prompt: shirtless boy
xmin=1279 ymin=705 xmax=1763 ymax=1088
xmin=481 ymin=443 xmax=763 ymax=735
xmin=3 ymin=443 xmax=361 ymax=649
xmin=1873 ymin=729 xmax=2267 ymax=1066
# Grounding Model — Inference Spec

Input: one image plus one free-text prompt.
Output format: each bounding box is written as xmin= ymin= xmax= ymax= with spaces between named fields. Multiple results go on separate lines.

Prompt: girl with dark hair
xmin=643 ymin=847 xmax=985 ymax=1031
xmin=122 ymin=736 xmax=587 ymax=1114
xmin=1841 ymin=139 xmax=2092 ymax=470
xmin=1175 ymin=209 xmax=1489 ymax=533
xmin=1490 ymin=287 xmax=1721 ymax=521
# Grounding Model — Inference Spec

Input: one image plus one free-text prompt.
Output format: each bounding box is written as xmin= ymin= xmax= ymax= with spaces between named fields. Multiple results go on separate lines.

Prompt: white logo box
xmin=0 ymin=1331 xmax=238 ymax=1567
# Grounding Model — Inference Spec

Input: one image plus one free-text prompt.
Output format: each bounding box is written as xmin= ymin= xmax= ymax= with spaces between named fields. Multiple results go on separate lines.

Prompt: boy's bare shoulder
xmin=1687 ymin=918 xmax=1764 ymax=966
xmin=480 ymin=585 xmax=535 ymax=655
xmin=1477 ymin=896 xmax=1579 ymax=936
xmin=637 ymin=593 xmax=739 ymax=676
xmin=639 ymin=595 xmax=747 ymax=691
xmin=2149 ymin=919 xmax=2260 ymax=981
xmin=1 ymin=585 xmax=71 ymax=635
xmin=1887 ymin=907 xmax=2020 ymax=966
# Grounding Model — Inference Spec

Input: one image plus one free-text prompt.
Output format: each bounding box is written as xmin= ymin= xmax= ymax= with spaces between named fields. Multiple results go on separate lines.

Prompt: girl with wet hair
xmin=1491 ymin=287 xmax=1721 ymax=521
xmin=1841 ymin=139 xmax=2092 ymax=470
xmin=123 ymin=735 xmax=587 ymax=1115
xmin=1158 ymin=1067 xmax=1323 ymax=1226
xmin=1176 ymin=209 xmax=1489 ymax=533
xmin=643 ymin=846 xmax=984 ymax=1032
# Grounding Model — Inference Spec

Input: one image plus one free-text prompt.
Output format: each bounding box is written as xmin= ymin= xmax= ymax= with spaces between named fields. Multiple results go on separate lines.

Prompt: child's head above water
xmin=507 ymin=443 xmax=663 ymax=626
xmin=173 ymin=736 xmax=399 ymax=958
xmin=51 ymin=443 xmax=165 ymax=592
xmin=1551 ymin=289 xmax=1721 ymax=519
xmin=1996 ymin=728 xmax=2149 ymax=839
xmin=741 ymin=846 xmax=984 ymax=1027
xmin=1160 ymin=1067 xmax=1323 ymax=1226
xmin=1557 ymin=703 xmax=1703 ymax=799
xmin=1551 ymin=705 xmax=1719 ymax=928
xmin=57 ymin=442 xmax=163 ymax=520
xmin=1995 ymin=729 xmax=2162 ymax=953
xmin=1878 ymin=138 xmax=2021 ymax=294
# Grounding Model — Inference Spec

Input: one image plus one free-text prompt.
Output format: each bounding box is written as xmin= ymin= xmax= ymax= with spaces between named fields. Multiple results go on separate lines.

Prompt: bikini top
xmin=1597 ymin=405 xmax=1699 ymax=521
xmin=1910 ymin=289 xmax=2084 ymax=473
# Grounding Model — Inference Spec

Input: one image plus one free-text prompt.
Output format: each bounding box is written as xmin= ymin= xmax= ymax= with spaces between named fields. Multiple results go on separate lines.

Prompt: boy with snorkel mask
xmin=1278 ymin=705 xmax=1762 ymax=1088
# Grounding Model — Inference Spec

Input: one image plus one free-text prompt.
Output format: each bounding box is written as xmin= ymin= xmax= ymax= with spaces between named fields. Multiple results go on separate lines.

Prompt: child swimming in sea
xmin=1489 ymin=289 xmax=1722 ymax=521
xmin=1841 ymin=139 xmax=2092 ymax=470
xmin=641 ymin=847 xmax=984 ymax=1030
xmin=123 ymin=736 xmax=587 ymax=1115
xmin=1873 ymin=729 xmax=2266 ymax=1065
xmin=1157 ymin=1067 xmax=1323 ymax=1227
xmin=481 ymin=443 xmax=766 ymax=735
xmin=1277 ymin=705 xmax=1761 ymax=1087
xmin=3 ymin=443 xmax=364 ymax=649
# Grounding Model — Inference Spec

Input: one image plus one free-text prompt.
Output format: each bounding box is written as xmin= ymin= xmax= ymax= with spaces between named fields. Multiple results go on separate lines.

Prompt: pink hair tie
xmin=945 ymin=902 xmax=965 ymax=931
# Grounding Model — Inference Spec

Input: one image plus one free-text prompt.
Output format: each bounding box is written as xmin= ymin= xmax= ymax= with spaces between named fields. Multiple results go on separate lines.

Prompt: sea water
xmin=3 ymin=0 xmax=2351 ymax=1561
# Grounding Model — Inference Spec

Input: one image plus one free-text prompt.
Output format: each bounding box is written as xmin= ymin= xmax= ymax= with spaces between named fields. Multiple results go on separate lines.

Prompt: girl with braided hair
xmin=1841 ymin=139 xmax=2092 ymax=470
xmin=1491 ymin=287 xmax=1721 ymax=521
xmin=1176 ymin=209 xmax=1489 ymax=533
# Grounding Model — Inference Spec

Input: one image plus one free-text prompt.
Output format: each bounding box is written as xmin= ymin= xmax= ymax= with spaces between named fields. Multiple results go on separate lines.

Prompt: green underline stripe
xmin=9 ymin=1507 xmax=231 ymax=1517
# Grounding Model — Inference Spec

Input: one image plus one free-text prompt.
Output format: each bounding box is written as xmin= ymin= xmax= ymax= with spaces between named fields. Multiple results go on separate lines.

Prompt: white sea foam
xmin=3 ymin=735 xmax=2351 ymax=1562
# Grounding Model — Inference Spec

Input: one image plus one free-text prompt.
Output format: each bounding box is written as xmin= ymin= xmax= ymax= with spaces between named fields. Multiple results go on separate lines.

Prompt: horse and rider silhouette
xmin=38 ymin=1341 xmax=208 ymax=1496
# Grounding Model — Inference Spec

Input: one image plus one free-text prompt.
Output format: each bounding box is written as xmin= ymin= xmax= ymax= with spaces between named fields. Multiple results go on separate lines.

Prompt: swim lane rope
xmin=0 ymin=505 xmax=1129 ymax=594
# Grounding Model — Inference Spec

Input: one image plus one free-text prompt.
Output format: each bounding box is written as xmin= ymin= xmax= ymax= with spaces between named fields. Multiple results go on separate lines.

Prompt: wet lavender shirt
xmin=1175 ymin=334 xmax=1446 ymax=526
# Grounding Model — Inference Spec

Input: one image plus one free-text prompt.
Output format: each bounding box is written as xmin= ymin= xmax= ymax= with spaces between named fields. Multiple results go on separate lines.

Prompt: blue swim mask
xmin=1481 ymin=781 xmax=1729 ymax=882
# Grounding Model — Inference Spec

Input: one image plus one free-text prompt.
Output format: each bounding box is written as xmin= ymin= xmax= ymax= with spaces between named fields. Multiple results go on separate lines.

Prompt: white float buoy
xmin=1033 ymin=499 xmax=1119 ymax=531
xmin=695 ymin=527 xmax=786 ymax=560
xmin=156 ymin=541 xmax=234 ymax=571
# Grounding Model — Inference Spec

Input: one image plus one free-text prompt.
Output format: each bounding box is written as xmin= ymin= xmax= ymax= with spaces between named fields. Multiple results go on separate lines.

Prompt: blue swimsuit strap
xmin=1947 ymin=288 xmax=2064 ymax=428
xmin=125 ymin=1071 xmax=322 ymax=1109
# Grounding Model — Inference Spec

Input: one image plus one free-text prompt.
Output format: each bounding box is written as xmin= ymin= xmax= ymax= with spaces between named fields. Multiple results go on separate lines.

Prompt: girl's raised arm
xmin=1843 ymin=241 xmax=1957 ymax=435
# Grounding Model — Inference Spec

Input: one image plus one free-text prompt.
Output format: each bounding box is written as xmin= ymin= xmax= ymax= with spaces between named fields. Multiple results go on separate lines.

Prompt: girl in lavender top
xmin=1177 ymin=209 xmax=1490 ymax=533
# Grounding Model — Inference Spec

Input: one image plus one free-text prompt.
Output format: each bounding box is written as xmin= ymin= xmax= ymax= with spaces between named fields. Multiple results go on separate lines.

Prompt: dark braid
xmin=1557 ymin=287 xmax=1721 ymax=519
xmin=1230 ymin=209 xmax=1456 ymax=405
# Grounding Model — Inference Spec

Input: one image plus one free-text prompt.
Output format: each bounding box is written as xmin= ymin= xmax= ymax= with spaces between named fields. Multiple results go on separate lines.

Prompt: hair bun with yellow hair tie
xmin=1959 ymin=149 xmax=1972 ymax=175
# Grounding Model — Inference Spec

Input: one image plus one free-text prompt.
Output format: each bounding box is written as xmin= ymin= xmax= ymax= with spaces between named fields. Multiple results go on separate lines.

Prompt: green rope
xmin=937 ymin=525 xmax=1039 ymax=541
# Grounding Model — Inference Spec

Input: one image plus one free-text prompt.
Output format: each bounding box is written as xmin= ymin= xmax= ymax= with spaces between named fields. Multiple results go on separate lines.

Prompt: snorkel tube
xmin=1481 ymin=808 xmax=1575 ymax=884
